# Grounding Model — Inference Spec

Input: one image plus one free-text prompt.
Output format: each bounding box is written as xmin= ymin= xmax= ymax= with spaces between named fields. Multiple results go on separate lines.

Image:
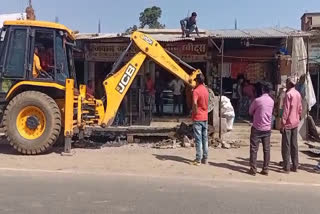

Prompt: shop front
xmin=205 ymin=36 xmax=284 ymax=122
xmin=75 ymin=28 xmax=311 ymax=138
xmin=154 ymin=40 xmax=209 ymax=116
xmin=308 ymin=36 xmax=320 ymax=121
xmin=75 ymin=33 xmax=209 ymax=125
xmin=206 ymin=28 xmax=312 ymax=139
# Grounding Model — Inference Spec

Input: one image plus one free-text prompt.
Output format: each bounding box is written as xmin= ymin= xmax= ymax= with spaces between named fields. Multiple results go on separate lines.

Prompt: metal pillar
xmin=219 ymin=39 xmax=224 ymax=139
xmin=209 ymin=37 xmax=225 ymax=140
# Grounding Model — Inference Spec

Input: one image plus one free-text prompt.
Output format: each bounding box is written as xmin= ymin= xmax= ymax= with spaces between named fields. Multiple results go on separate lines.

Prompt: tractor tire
xmin=3 ymin=91 xmax=61 ymax=155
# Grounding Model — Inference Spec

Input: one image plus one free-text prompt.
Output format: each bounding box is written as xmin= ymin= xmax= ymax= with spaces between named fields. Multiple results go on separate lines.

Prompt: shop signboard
xmin=85 ymin=41 xmax=208 ymax=63
xmin=85 ymin=43 xmax=136 ymax=62
xmin=163 ymin=42 xmax=207 ymax=62
xmin=309 ymin=41 xmax=320 ymax=65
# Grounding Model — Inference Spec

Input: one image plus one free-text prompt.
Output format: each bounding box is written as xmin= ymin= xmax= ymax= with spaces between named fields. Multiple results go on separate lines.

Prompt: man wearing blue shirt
xmin=180 ymin=12 xmax=200 ymax=37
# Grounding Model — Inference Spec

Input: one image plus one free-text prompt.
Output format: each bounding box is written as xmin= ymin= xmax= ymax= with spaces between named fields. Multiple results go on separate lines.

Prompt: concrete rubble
xmin=74 ymin=121 xmax=242 ymax=150
xmin=73 ymin=134 xmax=128 ymax=149
xmin=152 ymin=139 xmax=178 ymax=149
xmin=210 ymin=137 xmax=241 ymax=149
xmin=175 ymin=122 xmax=241 ymax=149
xmin=28 ymin=120 xmax=242 ymax=150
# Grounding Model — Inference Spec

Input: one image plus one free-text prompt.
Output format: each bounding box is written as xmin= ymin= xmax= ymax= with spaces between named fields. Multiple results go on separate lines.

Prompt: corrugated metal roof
xmin=75 ymin=33 xmax=124 ymax=40
xmin=142 ymin=34 xmax=196 ymax=42
xmin=76 ymin=32 xmax=197 ymax=42
xmin=208 ymin=27 xmax=311 ymax=38
xmin=309 ymin=30 xmax=320 ymax=36
xmin=137 ymin=28 xmax=206 ymax=41
xmin=76 ymin=27 xmax=311 ymax=41
xmin=138 ymin=28 xmax=207 ymax=34
xmin=209 ymin=29 xmax=248 ymax=38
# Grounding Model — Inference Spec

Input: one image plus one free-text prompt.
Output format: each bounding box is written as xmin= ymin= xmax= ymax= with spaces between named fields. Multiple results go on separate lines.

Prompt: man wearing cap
xmin=248 ymin=83 xmax=274 ymax=176
xmin=191 ymin=73 xmax=209 ymax=166
xmin=281 ymin=77 xmax=302 ymax=173
xmin=180 ymin=12 xmax=200 ymax=37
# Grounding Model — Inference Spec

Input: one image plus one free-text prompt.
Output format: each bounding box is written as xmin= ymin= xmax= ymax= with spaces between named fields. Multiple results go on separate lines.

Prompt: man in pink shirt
xmin=191 ymin=73 xmax=209 ymax=166
xmin=281 ymin=77 xmax=302 ymax=173
xmin=248 ymin=83 xmax=274 ymax=176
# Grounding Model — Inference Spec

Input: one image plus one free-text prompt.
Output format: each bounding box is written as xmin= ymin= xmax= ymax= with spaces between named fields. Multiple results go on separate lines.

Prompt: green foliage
xmin=139 ymin=6 xmax=165 ymax=29
xmin=124 ymin=25 xmax=138 ymax=35
xmin=124 ymin=6 xmax=165 ymax=34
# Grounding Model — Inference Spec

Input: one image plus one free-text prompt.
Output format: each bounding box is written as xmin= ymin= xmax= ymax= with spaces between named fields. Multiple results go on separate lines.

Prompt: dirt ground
xmin=0 ymin=141 xmax=319 ymax=185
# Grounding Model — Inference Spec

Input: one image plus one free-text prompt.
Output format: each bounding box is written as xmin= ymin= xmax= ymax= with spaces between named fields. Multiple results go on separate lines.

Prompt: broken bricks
xmin=181 ymin=136 xmax=195 ymax=148
xmin=152 ymin=139 xmax=178 ymax=149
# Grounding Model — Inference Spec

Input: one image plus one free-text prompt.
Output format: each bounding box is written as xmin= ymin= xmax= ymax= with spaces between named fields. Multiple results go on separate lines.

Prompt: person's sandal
xmin=201 ymin=159 xmax=208 ymax=165
xmin=248 ymin=168 xmax=256 ymax=176
xmin=281 ymin=168 xmax=290 ymax=174
xmin=191 ymin=159 xmax=201 ymax=166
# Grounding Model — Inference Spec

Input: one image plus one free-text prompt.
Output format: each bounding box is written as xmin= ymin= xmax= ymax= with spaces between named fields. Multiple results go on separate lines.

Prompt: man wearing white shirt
xmin=169 ymin=78 xmax=185 ymax=115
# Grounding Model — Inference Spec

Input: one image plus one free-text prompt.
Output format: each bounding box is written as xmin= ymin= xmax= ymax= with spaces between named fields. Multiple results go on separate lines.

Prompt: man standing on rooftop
xmin=180 ymin=12 xmax=200 ymax=37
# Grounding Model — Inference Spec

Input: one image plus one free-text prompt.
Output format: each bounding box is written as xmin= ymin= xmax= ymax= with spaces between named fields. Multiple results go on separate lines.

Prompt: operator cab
xmin=0 ymin=20 xmax=76 ymax=93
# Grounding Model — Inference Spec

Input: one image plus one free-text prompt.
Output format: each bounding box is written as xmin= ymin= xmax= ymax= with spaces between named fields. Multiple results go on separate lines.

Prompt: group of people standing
xmin=189 ymin=73 xmax=318 ymax=175
xmin=143 ymin=11 xmax=315 ymax=171
xmin=248 ymin=77 xmax=302 ymax=175
xmin=145 ymin=72 xmax=186 ymax=116
xmin=144 ymin=69 xmax=318 ymax=174
xmin=232 ymin=75 xmax=259 ymax=119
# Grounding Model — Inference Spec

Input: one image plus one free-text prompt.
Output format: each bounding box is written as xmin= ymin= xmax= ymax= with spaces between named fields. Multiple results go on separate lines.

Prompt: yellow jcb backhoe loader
xmin=0 ymin=20 xmax=213 ymax=155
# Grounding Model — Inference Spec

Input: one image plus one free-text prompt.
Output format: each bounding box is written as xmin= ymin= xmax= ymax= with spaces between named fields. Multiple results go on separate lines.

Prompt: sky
xmin=1 ymin=0 xmax=320 ymax=33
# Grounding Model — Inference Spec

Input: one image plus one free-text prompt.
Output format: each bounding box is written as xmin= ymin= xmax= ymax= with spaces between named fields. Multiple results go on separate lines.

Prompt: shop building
xmin=74 ymin=27 xmax=310 ymax=135
xmin=207 ymin=28 xmax=311 ymax=121
xmin=75 ymin=29 xmax=209 ymax=125
xmin=301 ymin=12 xmax=320 ymax=122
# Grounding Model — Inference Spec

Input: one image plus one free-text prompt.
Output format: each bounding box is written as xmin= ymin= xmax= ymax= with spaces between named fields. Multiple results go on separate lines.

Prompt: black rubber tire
xmin=53 ymin=128 xmax=65 ymax=147
xmin=3 ymin=91 xmax=61 ymax=155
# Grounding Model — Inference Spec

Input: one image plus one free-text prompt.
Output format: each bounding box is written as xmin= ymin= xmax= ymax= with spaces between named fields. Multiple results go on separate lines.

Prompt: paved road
xmin=0 ymin=170 xmax=319 ymax=214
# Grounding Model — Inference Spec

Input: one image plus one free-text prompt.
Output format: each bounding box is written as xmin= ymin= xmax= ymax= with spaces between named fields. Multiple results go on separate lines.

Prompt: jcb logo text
xmin=116 ymin=64 xmax=136 ymax=94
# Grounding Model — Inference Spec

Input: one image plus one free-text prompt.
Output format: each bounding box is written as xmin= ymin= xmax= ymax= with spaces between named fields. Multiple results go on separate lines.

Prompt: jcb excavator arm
xmin=100 ymin=31 xmax=202 ymax=126
xmin=64 ymin=31 xmax=204 ymax=140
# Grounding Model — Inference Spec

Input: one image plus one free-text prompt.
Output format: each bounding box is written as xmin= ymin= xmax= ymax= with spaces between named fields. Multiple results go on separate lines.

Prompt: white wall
xmin=0 ymin=13 xmax=26 ymax=28
xmin=313 ymin=16 xmax=320 ymax=25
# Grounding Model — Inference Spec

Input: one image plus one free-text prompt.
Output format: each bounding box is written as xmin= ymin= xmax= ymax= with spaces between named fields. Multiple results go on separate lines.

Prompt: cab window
xmin=0 ymin=28 xmax=7 ymax=71
xmin=3 ymin=28 xmax=27 ymax=78
xmin=55 ymin=32 xmax=69 ymax=83
xmin=32 ymin=30 xmax=55 ymax=79
xmin=0 ymin=28 xmax=6 ymax=53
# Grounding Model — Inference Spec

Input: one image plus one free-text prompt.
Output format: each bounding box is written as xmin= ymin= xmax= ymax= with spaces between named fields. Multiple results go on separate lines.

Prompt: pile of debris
xmin=305 ymin=116 xmax=320 ymax=155
xmin=69 ymin=121 xmax=241 ymax=150
xmin=210 ymin=138 xmax=241 ymax=149
xmin=152 ymin=139 xmax=179 ymax=149
xmin=175 ymin=122 xmax=241 ymax=149
xmin=73 ymin=133 xmax=127 ymax=149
